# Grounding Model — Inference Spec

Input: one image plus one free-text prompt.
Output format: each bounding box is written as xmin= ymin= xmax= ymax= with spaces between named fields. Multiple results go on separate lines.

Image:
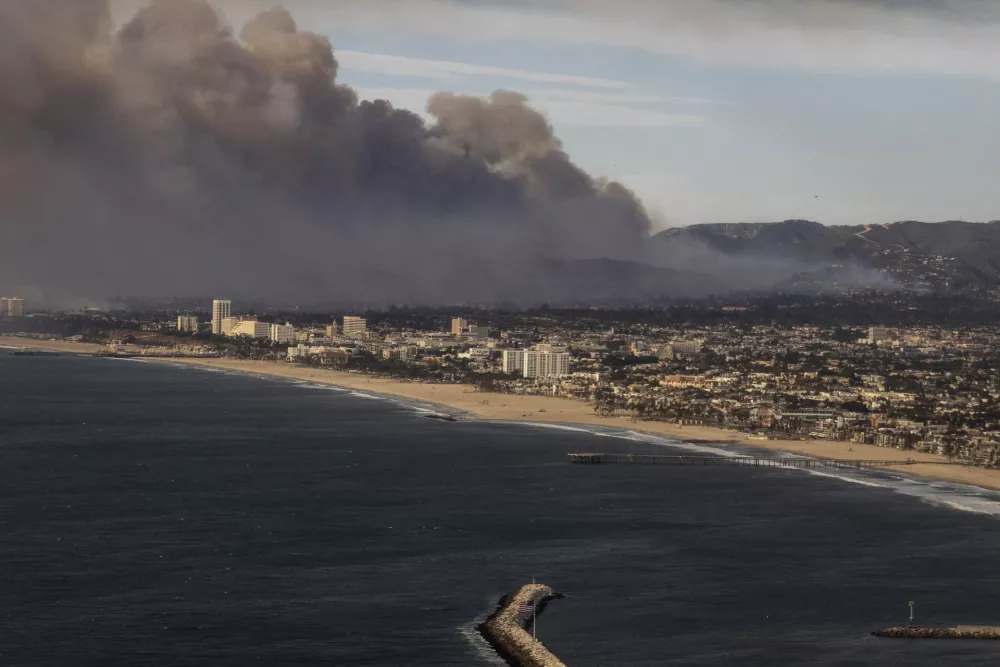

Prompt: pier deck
xmin=568 ymin=452 xmax=964 ymax=469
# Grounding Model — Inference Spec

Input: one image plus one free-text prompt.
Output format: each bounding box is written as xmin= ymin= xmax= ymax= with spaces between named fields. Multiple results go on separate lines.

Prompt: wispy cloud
xmin=353 ymin=86 xmax=708 ymax=128
xmin=517 ymin=88 xmax=729 ymax=106
xmin=261 ymin=0 xmax=1000 ymax=81
xmin=336 ymin=50 xmax=627 ymax=89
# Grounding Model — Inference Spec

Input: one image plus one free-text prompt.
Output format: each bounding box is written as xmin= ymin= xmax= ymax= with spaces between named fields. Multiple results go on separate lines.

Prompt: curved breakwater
xmin=479 ymin=584 xmax=567 ymax=667
xmin=874 ymin=626 xmax=1000 ymax=639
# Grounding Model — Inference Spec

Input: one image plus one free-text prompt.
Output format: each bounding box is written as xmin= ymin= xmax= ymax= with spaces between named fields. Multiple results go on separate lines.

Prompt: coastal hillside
xmin=646 ymin=219 xmax=1000 ymax=292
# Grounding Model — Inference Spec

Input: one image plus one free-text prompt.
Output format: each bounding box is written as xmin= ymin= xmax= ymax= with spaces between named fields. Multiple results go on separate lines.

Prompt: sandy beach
xmin=5 ymin=335 xmax=1000 ymax=491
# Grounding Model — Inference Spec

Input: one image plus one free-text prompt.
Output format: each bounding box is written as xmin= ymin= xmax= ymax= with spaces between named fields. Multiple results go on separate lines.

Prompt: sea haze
xmin=2 ymin=355 xmax=1000 ymax=666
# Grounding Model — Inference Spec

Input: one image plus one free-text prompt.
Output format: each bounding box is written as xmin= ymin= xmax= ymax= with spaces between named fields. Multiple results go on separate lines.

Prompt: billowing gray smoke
xmin=0 ymin=0 xmax=662 ymax=306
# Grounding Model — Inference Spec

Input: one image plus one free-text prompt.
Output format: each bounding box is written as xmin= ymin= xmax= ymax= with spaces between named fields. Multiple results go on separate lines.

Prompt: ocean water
xmin=3 ymin=354 xmax=1000 ymax=666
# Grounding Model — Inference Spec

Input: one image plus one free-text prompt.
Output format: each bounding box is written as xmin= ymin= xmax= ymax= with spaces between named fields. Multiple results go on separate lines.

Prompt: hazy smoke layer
xmin=0 ymin=0 xmax=661 ymax=305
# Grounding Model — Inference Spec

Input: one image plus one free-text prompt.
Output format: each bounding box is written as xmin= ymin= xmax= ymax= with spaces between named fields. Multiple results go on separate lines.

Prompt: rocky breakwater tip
xmin=874 ymin=626 xmax=1000 ymax=639
xmin=479 ymin=583 xmax=567 ymax=667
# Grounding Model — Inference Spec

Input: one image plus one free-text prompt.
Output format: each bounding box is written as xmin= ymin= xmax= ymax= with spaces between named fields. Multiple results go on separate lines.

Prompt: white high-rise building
xmin=342 ymin=316 xmax=366 ymax=336
xmin=523 ymin=350 xmax=570 ymax=379
xmin=177 ymin=315 xmax=199 ymax=333
xmin=212 ymin=300 xmax=231 ymax=335
xmin=523 ymin=351 xmax=541 ymax=378
xmin=504 ymin=348 xmax=569 ymax=379
xmin=326 ymin=322 xmax=339 ymax=338
xmin=502 ymin=349 xmax=524 ymax=374
xmin=451 ymin=317 xmax=468 ymax=335
xmin=270 ymin=323 xmax=295 ymax=344
xmin=1 ymin=297 xmax=24 ymax=316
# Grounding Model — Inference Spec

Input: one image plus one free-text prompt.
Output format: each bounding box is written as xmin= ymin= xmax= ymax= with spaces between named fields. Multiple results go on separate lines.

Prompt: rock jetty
xmin=874 ymin=626 xmax=1000 ymax=639
xmin=479 ymin=584 xmax=567 ymax=667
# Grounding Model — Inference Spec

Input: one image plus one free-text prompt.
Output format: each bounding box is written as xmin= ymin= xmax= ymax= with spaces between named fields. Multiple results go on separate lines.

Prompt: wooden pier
xmin=568 ymin=452 xmax=960 ymax=470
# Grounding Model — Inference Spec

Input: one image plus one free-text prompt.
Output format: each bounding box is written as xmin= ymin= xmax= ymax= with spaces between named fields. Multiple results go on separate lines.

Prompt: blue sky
xmin=118 ymin=0 xmax=1000 ymax=228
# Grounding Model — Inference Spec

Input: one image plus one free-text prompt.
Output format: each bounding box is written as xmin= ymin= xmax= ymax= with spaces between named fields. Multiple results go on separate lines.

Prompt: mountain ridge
xmin=646 ymin=219 xmax=1000 ymax=292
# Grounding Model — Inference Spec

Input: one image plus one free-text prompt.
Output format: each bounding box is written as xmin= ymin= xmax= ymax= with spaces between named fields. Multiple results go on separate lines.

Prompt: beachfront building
xmin=231 ymin=319 xmax=270 ymax=339
xmin=502 ymin=349 xmax=524 ymax=374
xmin=342 ymin=316 xmax=366 ymax=337
xmin=525 ymin=350 xmax=570 ymax=379
xmin=270 ymin=323 xmax=295 ymax=344
xmin=177 ymin=315 xmax=199 ymax=333
xmin=1 ymin=297 xmax=24 ymax=316
xmin=212 ymin=299 xmax=231 ymax=335
xmin=503 ymin=348 xmax=570 ymax=379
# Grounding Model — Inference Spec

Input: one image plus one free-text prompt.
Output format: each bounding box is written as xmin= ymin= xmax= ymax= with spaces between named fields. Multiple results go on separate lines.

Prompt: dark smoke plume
xmin=0 ymin=0 xmax=668 ymax=305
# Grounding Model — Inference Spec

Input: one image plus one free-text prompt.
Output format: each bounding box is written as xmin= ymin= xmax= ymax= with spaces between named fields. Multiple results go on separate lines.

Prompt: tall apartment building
xmin=342 ymin=316 xmax=366 ymax=336
xmin=451 ymin=317 xmax=468 ymax=335
xmin=177 ymin=315 xmax=199 ymax=333
xmin=503 ymin=348 xmax=570 ymax=379
xmin=525 ymin=350 xmax=569 ymax=379
xmin=211 ymin=299 xmax=231 ymax=335
xmin=270 ymin=323 xmax=295 ymax=344
xmin=326 ymin=322 xmax=339 ymax=338
xmin=502 ymin=349 xmax=524 ymax=374
xmin=1 ymin=297 xmax=24 ymax=316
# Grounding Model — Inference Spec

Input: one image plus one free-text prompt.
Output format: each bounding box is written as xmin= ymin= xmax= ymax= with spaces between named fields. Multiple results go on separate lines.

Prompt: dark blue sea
xmin=3 ymin=354 xmax=1000 ymax=666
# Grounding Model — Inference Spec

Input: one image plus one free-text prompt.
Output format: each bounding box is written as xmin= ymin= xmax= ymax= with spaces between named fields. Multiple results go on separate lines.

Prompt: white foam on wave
xmin=457 ymin=599 xmax=507 ymax=667
xmin=348 ymin=391 xmax=391 ymax=401
xmin=283 ymin=378 xmax=464 ymax=417
xmin=878 ymin=477 xmax=1000 ymax=517
xmin=764 ymin=465 xmax=1000 ymax=516
xmin=621 ymin=429 xmax=745 ymax=459
xmin=800 ymin=469 xmax=889 ymax=488
xmin=511 ymin=422 xmax=596 ymax=435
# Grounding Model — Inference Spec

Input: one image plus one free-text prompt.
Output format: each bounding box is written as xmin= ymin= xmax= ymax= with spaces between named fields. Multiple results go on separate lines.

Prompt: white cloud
xmin=352 ymin=86 xmax=707 ymax=128
xmin=513 ymin=88 xmax=727 ymax=106
xmin=251 ymin=0 xmax=1000 ymax=81
xmin=335 ymin=50 xmax=628 ymax=89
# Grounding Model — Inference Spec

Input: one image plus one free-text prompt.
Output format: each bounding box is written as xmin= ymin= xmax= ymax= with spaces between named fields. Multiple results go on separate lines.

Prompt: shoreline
xmin=5 ymin=336 xmax=1000 ymax=492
